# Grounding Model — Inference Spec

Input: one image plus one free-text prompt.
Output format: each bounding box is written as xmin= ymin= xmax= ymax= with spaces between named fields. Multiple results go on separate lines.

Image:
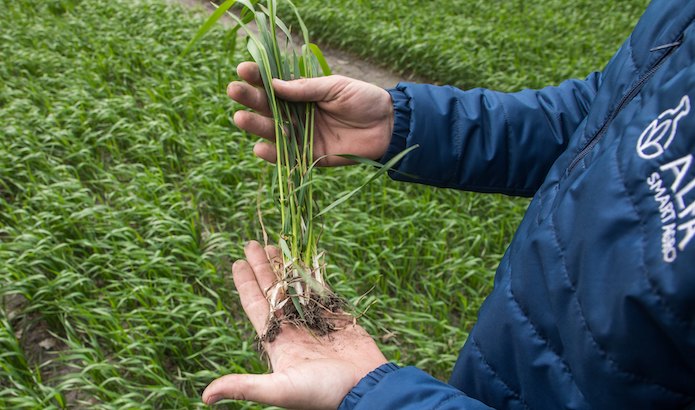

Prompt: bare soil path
xmin=175 ymin=0 xmax=425 ymax=88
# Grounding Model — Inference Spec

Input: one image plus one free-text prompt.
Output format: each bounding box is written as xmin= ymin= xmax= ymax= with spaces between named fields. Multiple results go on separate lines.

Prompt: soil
xmin=4 ymin=295 xmax=66 ymax=370
xmin=173 ymin=0 xmax=426 ymax=88
xmin=262 ymin=291 xmax=347 ymax=343
xmin=3 ymin=294 xmax=93 ymax=405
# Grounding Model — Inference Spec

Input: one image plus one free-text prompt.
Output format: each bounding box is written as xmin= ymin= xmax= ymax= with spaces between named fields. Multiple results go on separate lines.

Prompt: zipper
xmin=566 ymin=36 xmax=683 ymax=174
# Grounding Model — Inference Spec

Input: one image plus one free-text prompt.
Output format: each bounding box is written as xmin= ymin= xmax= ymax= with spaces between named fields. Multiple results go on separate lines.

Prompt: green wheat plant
xmin=185 ymin=0 xmax=416 ymax=338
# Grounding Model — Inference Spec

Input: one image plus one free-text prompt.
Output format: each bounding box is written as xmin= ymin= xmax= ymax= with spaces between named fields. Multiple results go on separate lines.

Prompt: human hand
xmin=228 ymin=62 xmax=394 ymax=166
xmin=202 ymin=241 xmax=388 ymax=409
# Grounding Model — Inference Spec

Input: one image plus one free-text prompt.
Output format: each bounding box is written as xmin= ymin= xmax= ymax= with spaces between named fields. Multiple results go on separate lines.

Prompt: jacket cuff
xmin=338 ymin=362 xmax=401 ymax=409
xmin=380 ymin=86 xmax=411 ymax=165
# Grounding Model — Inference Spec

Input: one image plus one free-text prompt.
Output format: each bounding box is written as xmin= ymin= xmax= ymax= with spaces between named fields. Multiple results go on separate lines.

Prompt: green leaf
xmin=246 ymin=37 xmax=272 ymax=97
xmin=308 ymin=43 xmax=331 ymax=76
xmin=304 ymin=152 xmax=417 ymax=180
xmin=236 ymin=0 xmax=258 ymax=11
xmin=278 ymin=237 xmax=292 ymax=261
xmin=180 ymin=0 xmax=238 ymax=57
xmin=331 ymin=154 xmax=382 ymax=168
xmin=316 ymin=145 xmax=420 ymax=217
xmin=333 ymin=154 xmax=419 ymax=179
xmin=259 ymin=4 xmax=294 ymax=49
xmin=294 ymin=264 xmax=324 ymax=295
xmin=284 ymin=0 xmax=310 ymax=45
xmin=288 ymin=286 xmax=305 ymax=320
xmin=289 ymin=177 xmax=318 ymax=196
xmin=239 ymin=3 xmax=257 ymax=25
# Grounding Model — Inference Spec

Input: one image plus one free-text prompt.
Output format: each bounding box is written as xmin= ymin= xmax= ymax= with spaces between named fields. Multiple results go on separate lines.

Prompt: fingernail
xmin=231 ymin=110 xmax=241 ymax=124
xmin=206 ymin=394 xmax=220 ymax=405
xmin=227 ymin=82 xmax=239 ymax=95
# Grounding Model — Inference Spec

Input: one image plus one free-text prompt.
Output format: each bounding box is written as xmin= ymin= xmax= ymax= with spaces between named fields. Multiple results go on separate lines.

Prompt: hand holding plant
xmin=229 ymin=62 xmax=395 ymax=166
xmin=201 ymin=241 xmax=388 ymax=409
xmin=186 ymin=2 xmax=415 ymax=405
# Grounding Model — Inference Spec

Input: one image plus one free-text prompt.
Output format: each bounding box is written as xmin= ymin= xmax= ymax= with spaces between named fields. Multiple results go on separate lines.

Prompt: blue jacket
xmin=340 ymin=1 xmax=695 ymax=408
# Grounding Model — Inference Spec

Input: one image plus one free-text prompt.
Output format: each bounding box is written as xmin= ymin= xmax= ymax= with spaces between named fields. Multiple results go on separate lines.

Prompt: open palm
xmin=202 ymin=241 xmax=387 ymax=409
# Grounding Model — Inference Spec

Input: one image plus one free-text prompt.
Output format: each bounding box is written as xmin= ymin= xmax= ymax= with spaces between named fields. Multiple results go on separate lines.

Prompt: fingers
xmin=228 ymin=64 xmax=274 ymax=141
xmin=253 ymin=142 xmax=277 ymax=163
xmin=227 ymin=81 xmax=272 ymax=117
xmin=232 ymin=241 xmax=283 ymax=336
xmin=202 ymin=373 xmax=289 ymax=407
xmin=244 ymin=241 xmax=279 ymax=293
xmin=232 ymin=64 xmax=351 ymax=111
xmin=232 ymin=258 xmax=268 ymax=336
xmin=237 ymin=62 xmax=263 ymax=87
xmin=233 ymin=110 xmax=275 ymax=140
xmin=264 ymin=244 xmax=282 ymax=271
xmin=272 ymin=75 xmax=349 ymax=103
xmin=236 ymin=62 xmax=348 ymax=105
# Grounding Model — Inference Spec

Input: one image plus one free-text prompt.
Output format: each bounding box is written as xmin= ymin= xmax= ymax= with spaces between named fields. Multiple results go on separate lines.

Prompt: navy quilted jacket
xmin=340 ymin=1 xmax=695 ymax=409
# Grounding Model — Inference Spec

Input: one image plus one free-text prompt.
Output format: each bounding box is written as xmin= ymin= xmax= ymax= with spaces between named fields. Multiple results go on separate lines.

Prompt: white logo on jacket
xmin=639 ymin=95 xmax=695 ymax=263
xmin=637 ymin=96 xmax=690 ymax=159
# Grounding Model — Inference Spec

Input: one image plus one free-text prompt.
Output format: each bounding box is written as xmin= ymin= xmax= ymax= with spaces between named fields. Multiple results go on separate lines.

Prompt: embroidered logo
xmin=637 ymin=96 xmax=690 ymax=160
xmin=638 ymin=95 xmax=694 ymax=263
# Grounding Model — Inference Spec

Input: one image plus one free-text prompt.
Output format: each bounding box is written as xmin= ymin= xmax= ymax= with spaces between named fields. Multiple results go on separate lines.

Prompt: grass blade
xmin=316 ymin=145 xmax=420 ymax=217
xmin=308 ymin=43 xmax=331 ymax=76
xmin=332 ymin=154 xmax=419 ymax=179
xmin=180 ymin=0 xmax=238 ymax=57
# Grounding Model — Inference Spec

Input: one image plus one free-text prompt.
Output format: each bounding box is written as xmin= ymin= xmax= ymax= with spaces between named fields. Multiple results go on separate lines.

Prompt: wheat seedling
xmin=185 ymin=0 xmax=416 ymax=340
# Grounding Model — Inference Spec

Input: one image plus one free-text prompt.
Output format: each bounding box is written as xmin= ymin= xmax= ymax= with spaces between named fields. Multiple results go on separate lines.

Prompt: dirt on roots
xmin=261 ymin=291 xmax=348 ymax=343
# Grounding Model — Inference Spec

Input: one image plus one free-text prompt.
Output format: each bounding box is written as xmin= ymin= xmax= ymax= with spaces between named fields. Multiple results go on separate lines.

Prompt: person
xmin=202 ymin=1 xmax=695 ymax=408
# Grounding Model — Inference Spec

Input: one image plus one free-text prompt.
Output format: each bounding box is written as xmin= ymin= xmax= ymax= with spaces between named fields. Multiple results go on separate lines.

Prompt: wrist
xmin=379 ymin=87 xmax=411 ymax=164
xmin=340 ymin=363 xmax=401 ymax=410
xmin=383 ymin=87 xmax=394 ymax=158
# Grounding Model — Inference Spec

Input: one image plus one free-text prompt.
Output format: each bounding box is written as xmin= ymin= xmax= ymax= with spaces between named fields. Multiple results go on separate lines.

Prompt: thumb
xmin=202 ymin=373 xmax=289 ymax=407
xmin=272 ymin=76 xmax=347 ymax=103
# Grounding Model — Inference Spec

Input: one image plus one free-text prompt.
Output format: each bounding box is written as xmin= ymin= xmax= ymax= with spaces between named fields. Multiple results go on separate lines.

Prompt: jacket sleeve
xmin=381 ymin=73 xmax=601 ymax=196
xmin=339 ymin=363 xmax=494 ymax=410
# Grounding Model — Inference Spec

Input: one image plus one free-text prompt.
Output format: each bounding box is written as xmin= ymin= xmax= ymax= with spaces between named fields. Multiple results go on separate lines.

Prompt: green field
xmin=1 ymin=0 xmax=644 ymax=408
xmin=285 ymin=0 xmax=649 ymax=90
